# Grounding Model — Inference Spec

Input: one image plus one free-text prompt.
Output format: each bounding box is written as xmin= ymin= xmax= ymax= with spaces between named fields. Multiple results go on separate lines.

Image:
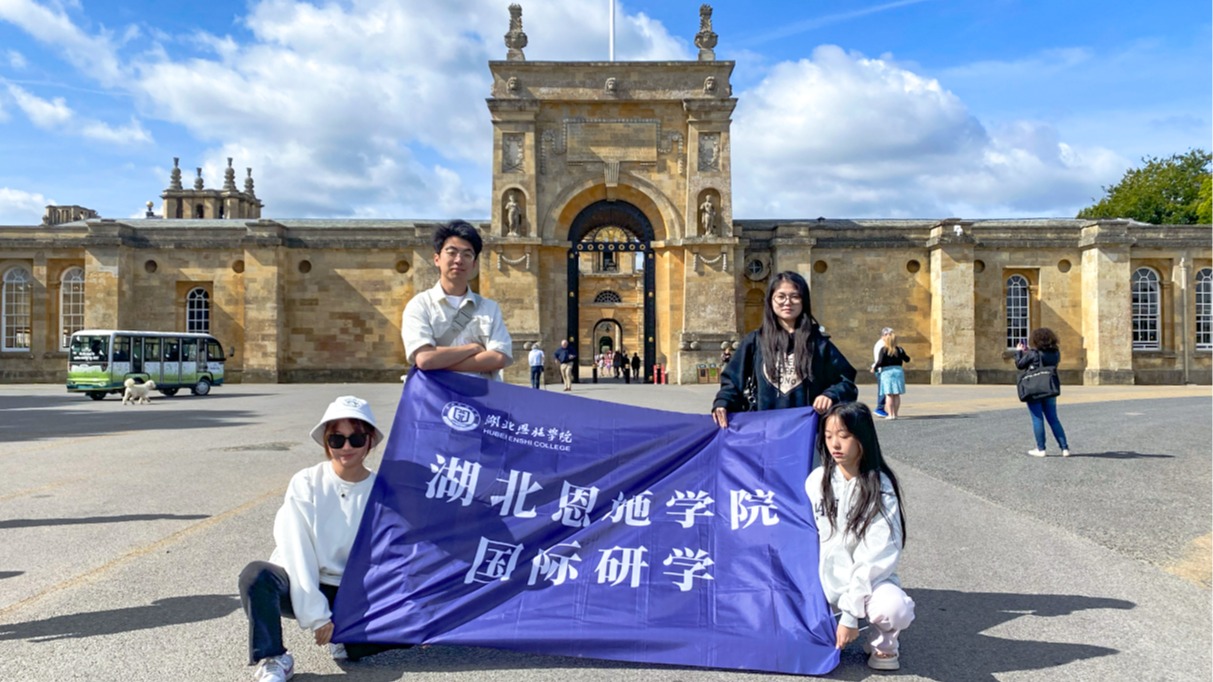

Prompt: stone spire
xmin=223 ymin=157 xmax=238 ymax=191
xmin=170 ymin=157 xmax=183 ymax=190
xmin=504 ymin=4 xmax=527 ymax=61
xmin=244 ymin=168 xmax=256 ymax=197
xmin=694 ymin=4 xmax=717 ymax=61
xmin=194 ymin=167 xmax=205 ymax=190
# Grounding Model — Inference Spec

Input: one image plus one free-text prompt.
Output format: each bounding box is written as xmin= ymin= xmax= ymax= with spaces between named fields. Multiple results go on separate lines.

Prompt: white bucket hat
xmin=309 ymin=395 xmax=385 ymax=449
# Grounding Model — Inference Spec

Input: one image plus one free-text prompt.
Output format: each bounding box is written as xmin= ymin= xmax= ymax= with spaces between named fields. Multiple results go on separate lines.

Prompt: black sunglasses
xmin=326 ymin=432 xmax=370 ymax=449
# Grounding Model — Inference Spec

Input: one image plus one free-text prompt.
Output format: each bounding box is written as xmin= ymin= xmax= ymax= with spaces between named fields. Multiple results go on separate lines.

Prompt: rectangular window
xmin=1005 ymin=275 xmax=1031 ymax=349
xmin=69 ymin=335 xmax=109 ymax=364
xmin=1197 ymin=269 xmax=1212 ymax=351
xmin=112 ymin=335 xmax=131 ymax=362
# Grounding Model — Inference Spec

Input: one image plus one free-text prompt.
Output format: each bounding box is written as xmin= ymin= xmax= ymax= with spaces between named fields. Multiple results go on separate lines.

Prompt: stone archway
xmin=567 ymin=200 xmax=656 ymax=383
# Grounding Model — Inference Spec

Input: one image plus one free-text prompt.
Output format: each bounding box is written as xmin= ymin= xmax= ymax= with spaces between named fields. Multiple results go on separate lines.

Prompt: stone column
xmin=30 ymin=252 xmax=49 ymax=354
xmin=1080 ymin=222 xmax=1134 ymax=384
xmin=82 ymin=221 xmax=129 ymax=330
xmin=240 ymin=221 xmax=286 ymax=383
xmin=927 ymin=224 xmax=977 ymax=384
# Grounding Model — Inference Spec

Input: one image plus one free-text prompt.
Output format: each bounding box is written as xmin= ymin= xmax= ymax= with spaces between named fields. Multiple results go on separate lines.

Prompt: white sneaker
xmin=868 ymin=650 xmax=901 ymax=671
xmin=1026 ymin=448 xmax=1047 ymax=457
xmin=329 ymin=642 xmax=348 ymax=660
xmin=253 ymin=652 xmax=294 ymax=682
xmin=1061 ymin=449 xmax=1071 ymax=457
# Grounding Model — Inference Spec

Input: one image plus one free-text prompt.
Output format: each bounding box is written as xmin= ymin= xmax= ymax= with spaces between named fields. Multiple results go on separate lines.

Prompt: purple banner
xmin=332 ymin=369 xmax=839 ymax=676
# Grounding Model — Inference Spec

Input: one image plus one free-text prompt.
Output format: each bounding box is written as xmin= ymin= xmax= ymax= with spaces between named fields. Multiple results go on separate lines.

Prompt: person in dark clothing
xmin=712 ymin=271 xmax=857 ymax=429
xmin=1015 ymin=327 xmax=1070 ymax=457
xmin=612 ymin=350 xmax=624 ymax=378
xmin=630 ymin=352 xmax=641 ymax=380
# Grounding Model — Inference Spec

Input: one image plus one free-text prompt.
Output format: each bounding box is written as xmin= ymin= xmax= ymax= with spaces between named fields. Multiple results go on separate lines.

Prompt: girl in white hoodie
xmin=806 ymin=402 xmax=914 ymax=671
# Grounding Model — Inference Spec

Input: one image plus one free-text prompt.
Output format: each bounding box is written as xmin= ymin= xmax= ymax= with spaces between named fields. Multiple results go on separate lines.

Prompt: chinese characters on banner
xmin=332 ymin=369 xmax=840 ymax=676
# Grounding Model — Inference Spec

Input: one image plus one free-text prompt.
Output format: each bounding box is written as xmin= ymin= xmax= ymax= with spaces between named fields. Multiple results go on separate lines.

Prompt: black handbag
xmin=1017 ymin=365 xmax=1060 ymax=402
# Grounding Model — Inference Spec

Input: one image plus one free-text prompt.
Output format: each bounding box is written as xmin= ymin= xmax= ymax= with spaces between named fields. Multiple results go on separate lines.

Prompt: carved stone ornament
xmin=502 ymin=133 xmax=524 ymax=173
xmin=694 ymin=4 xmax=718 ymax=60
xmin=698 ymin=133 xmax=720 ymax=172
xmin=506 ymin=76 xmax=519 ymax=93
xmin=504 ymin=191 xmax=523 ymax=236
xmin=699 ymin=196 xmax=716 ymax=235
xmin=703 ymin=75 xmax=716 ymax=94
xmin=605 ymin=77 xmax=618 ymax=95
xmin=194 ymin=167 xmax=205 ymax=190
xmin=169 ymin=157 xmax=183 ymax=190
xmin=504 ymin=4 xmax=528 ymax=61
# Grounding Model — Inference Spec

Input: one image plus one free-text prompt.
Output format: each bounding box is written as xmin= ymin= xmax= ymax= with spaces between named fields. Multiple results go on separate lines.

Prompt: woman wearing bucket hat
xmin=237 ymin=395 xmax=386 ymax=682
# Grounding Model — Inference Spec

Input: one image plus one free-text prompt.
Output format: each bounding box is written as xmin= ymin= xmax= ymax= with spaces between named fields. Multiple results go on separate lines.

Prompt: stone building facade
xmin=0 ymin=5 xmax=1209 ymax=387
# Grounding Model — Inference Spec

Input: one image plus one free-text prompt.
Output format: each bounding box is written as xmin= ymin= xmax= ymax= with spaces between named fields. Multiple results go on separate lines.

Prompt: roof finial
xmin=504 ymin=4 xmax=528 ymax=61
xmin=694 ymin=5 xmax=718 ymax=61
xmin=170 ymin=157 xmax=183 ymax=190
xmin=224 ymin=157 xmax=237 ymax=191
xmin=244 ymin=168 xmax=256 ymax=197
xmin=194 ymin=167 xmax=205 ymax=190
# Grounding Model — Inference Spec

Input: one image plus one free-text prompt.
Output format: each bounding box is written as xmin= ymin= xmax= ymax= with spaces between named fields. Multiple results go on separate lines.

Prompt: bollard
xmin=592 ymin=365 xmax=598 ymax=383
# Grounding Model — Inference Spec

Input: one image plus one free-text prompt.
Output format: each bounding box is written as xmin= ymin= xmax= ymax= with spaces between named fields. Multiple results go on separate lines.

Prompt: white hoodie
xmin=269 ymin=462 xmax=376 ymax=631
xmin=805 ymin=466 xmax=903 ymax=629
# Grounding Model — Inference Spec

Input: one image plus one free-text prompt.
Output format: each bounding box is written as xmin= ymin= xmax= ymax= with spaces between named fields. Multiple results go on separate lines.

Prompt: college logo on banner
xmin=332 ymin=369 xmax=840 ymax=676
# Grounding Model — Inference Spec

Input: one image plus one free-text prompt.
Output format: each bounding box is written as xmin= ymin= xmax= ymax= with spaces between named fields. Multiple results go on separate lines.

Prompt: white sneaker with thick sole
xmin=868 ymin=651 xmax=901 ymax=671
xmin=252 ymin=652 xmax=294 ymax=682
xmin=1026 ymin=448 xmax=1047 ymax=457
xmin=1061 ymin=449 xmax=1071 ymax=457
xmin=329 ymin=642 xmax=348 ymax=660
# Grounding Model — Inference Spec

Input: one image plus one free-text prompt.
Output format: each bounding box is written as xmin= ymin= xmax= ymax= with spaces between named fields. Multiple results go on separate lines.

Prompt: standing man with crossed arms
xmin=402 ymin=220 xmax=513 ymax=380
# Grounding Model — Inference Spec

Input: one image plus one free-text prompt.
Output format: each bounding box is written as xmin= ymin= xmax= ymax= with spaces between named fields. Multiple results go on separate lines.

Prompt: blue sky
xmin=0 ymin=0 xmax=1208 ymax=223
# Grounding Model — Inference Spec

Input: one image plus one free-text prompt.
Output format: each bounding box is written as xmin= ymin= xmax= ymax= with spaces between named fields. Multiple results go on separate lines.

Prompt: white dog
xmin=122 ymin=378 xmax=157 ymax=405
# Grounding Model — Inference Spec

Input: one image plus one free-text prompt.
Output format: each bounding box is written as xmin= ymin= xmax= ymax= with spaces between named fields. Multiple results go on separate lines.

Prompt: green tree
xmin=1077 ymin=149 xmax=1212 ymax=225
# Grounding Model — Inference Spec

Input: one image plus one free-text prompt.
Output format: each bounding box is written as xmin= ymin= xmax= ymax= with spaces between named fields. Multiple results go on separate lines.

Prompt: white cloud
xmin=732 ymin=46 xmax=1126 ymax=218
xmin=0 ymin=187 xmax=50 ymax=225
xmin=4 ymin=83 xmax=151 ymax=144
xmin=7 ymin=49 xmax=27 ymax=69
xmin=0 ymin=0 xmax=126 ymax=85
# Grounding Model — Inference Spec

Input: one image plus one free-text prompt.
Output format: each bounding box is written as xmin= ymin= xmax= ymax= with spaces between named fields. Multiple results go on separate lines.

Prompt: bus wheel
xmin=87 ymin=391 xmax=106 ymax=401
xmin=160 ymin=387 xmax=179 ymax=397
xmin=191 ymin=378 xmax=212 ymax=396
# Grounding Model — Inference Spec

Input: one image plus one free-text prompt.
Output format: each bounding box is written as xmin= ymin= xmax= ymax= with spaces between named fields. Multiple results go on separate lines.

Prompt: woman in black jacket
xmin=1015 ymin=327 xmax=1071 ymax=457
xmin=712 ymin=271 xmax=857 ymax=428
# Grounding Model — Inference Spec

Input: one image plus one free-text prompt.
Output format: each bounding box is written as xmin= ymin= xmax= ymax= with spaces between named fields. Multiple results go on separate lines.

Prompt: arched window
xmin=1196 ymin=268 xmax=1212 ymax=351
xmin=187 ymin=288 xmax=210 ymax=333
xmin=1005 ymin=274 xmax=1030 ymax=349
xmin=1132 ymin=267 xmax=1161 ymax=350
xmin=60 ymin=267 xmax=85 ymax=349
xmin=594 ymin=290 xmax=622 ymax=304
xmin=2 ymin=267 xmax=32 ymax=351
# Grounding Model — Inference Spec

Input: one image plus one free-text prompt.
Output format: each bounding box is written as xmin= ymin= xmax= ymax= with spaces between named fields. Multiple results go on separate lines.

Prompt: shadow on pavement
xmin=0 ymin=595 xmax=240 ymax=642
xmin=0 ymin=571 xmax=22 ymax=580
xmin=892 ymin=588 xmax=1133 ymax=681
xmin=0 ymin=513 xmax=210 ymax=530
xmin=1072 ymin=451 xmax=1175 ymax=459
xmin=0 ymin=408 xmax=257 ymax=443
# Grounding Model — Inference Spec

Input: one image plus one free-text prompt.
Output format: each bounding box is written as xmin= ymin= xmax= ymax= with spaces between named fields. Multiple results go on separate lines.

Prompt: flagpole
xmin=609 ymin=0 xmax=615 ymax=61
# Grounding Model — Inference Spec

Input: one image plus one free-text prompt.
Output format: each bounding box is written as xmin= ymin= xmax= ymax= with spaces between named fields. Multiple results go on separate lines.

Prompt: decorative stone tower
xmin=160 ymin=157 xmax=263 ymax=220
xmin=484 ymin=4 xmax=740 ymax=383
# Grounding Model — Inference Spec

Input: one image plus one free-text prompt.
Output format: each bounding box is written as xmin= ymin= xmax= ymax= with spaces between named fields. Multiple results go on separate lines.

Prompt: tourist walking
xmin=528 ymin=343 xmax=545 ymax=389
xmin=1016 ymin=327 xmax=1071 ymax=457
xmin=871 ymin=327 xmax=893 ymax=417
xmin=711 ymin=271 xmax=857 ymax=431
xmin=873 ymin=330 xmax=909 ymax=419
xmin=554 ymin=339 xmax=576 ymax=391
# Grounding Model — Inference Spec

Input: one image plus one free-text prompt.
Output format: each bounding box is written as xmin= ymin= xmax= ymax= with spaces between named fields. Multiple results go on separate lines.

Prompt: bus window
xmin=206 ymin=340 xmax=224 ymax=362
xmin=131 ymin=338 xmax=144 ymax=373
xmin=164 ymin=340 xmax=180 ymax=362
xmin=182 ymin=339 xmax=197 ymax=363
xmin=70 ymin=335 xmax=109 ymax=364
xmin=113 ymin=336 xmax=131 ymax=362
xmin=144 ymin=337 xmax=161 ymax=362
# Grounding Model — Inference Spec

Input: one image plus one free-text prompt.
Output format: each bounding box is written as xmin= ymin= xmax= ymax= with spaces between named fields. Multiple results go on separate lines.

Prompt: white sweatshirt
xmin=268 ymin=461 xmax=376 ymax=631
xmin=805 ymin=466 xmax=903 ymax=629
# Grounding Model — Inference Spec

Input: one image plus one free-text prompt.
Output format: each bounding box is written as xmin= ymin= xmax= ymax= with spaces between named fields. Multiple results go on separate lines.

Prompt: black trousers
xmin=530 ymin=365 xmax=543 ymax=388
xmin=238 ymin=561 xmax=402 ymax=665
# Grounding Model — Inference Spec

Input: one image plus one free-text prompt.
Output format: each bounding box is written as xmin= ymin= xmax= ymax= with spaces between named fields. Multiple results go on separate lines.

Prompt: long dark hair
xmin=760 ymin=271 xmax=819 ymax=384
xmin=815 ymin=402 xmax=907 ymax=546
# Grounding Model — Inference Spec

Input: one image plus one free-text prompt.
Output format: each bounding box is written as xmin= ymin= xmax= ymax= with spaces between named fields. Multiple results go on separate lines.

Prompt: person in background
xmin=873 ymin=330 xmax=910 ymax=420
xmin=871 ymin=327 xmax=893 ymax=418
xmin=631 ymin=352 xmax=642 ymax=381
xmin=528 ymin=343 xmax=545 ymax=389
xmin=712 ymin=271 xmax=858 ymax=430
xmin=1016 ymin=327 xmax=1071 ymax=457
xmin=238 ymin=396 xmax=390 ymax=681
xmin=554 ymin=339 xmax=576 ymax=391
xmin=401 ymin=220 xmax=513 ymax=380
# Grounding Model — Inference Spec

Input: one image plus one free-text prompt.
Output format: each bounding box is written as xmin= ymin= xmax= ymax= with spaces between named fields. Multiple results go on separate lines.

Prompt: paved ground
xmin=0 ymin=379 xmax=1209 ymax=681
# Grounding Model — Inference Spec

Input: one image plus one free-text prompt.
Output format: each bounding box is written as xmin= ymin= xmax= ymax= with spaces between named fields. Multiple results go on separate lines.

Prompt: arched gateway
xmin=567 ymin=201 xmax=656 ymax=383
